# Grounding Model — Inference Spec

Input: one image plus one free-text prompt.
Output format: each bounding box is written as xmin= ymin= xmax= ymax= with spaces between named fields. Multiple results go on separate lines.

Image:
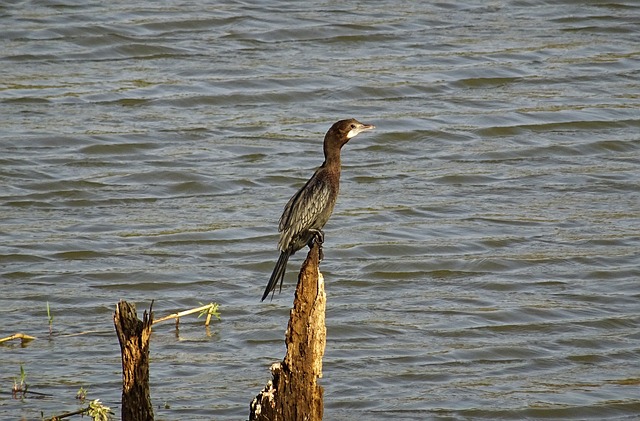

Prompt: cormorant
xmin=261 ymin=118 xmax=375 ymax=301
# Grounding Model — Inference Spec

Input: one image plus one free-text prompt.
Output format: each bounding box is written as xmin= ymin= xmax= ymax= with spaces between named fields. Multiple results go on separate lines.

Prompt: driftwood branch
xmin=250 ymin=241 xmax=327 ymax=420
xmin=42 ymin=399 xmax=114 ymax=421
xmin=152 ymin=302 xmax=220 ymax=327
xmin=114 ymin=300 xmax=154 ymax=421
xmin=0 ymin=333 xmax=36 ymax=345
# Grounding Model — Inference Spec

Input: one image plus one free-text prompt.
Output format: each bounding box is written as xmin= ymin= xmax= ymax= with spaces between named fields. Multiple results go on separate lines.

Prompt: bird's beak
xmin=347 ymin=122 xmax=375 ymax=139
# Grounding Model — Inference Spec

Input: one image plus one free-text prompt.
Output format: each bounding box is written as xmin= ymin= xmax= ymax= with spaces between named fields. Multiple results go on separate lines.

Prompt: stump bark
xmin=114 ymin=300 xmax=154 ymax=421
xmin=250 ymin=242 xmax=327 ymax=421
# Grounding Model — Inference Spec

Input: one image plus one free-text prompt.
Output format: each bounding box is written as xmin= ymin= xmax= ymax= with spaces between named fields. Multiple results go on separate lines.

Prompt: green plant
xmin=198 ymin=302 xmax=221 ymax=321
xmin=46 ymin=301 xmax=54 ymax=336
xmin=87 ymin=399 xmax=113 ymax=421
xmin=12 ymin=364 xmax=27 ymax=398
xmin=76 ymin=386 xmax=87 ymax=402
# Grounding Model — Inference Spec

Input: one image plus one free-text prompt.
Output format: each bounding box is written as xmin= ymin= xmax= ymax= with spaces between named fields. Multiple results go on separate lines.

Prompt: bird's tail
xmin=261 ymin=250 xmax=290 ymax=301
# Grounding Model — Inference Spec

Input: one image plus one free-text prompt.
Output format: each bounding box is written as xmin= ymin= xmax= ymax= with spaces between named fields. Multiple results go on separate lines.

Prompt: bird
xmin=261 ymin=118 xmax=375 ymax=301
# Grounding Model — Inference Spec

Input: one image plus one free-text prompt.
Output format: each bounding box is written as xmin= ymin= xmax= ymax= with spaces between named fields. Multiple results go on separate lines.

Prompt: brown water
xmin=1 ymin=1 xmax=639 ymax=420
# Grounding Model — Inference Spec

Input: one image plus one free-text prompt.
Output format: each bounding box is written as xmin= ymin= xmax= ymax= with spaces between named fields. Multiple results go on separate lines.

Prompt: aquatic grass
xmin=12 ymin=364 xmax=27 ymax=399
xmin=76 ymin=386 xmax=87 ymax=402
xmin=46 ymin=301 xmax=54 ymax=337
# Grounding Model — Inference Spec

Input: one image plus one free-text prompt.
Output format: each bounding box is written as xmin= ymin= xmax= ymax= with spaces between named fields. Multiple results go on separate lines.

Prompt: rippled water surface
xmin=1 ymin=0 xmax=639 ymax=419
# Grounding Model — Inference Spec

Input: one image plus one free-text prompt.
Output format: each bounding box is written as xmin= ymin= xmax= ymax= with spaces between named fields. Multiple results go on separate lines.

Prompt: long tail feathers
xmin=261 ymin=251 xmax=290 ymax=301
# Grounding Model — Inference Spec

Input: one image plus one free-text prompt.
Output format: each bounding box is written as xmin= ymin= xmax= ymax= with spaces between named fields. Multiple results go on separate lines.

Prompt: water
xmin=1 ymin=0 xmax=639 ymax=419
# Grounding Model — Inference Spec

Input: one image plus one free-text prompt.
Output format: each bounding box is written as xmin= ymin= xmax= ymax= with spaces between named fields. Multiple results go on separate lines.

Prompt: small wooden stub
xmin=114 ymin=300 xmax=154 ymax=421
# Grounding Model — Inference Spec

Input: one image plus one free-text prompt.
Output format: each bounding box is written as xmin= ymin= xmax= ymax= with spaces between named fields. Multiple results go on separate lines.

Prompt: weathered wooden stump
xmin=114 ymin=300 xmax=154 ymax=421
xmin=250 ymin=242 xmax=327 ymax=421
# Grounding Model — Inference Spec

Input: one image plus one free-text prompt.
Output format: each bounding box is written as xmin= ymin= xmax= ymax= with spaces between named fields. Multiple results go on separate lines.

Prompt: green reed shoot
xmin=76 ymin=386 xmax=87 ymax=402
xmin=46 ymin=301 xmax=54 ymax=336
xmin=12 ymin=364 xmax=27 ymax=398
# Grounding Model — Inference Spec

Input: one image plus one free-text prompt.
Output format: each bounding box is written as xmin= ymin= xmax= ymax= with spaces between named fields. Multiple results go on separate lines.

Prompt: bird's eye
xmin=350 ymin=124 xmax=356 ymax=129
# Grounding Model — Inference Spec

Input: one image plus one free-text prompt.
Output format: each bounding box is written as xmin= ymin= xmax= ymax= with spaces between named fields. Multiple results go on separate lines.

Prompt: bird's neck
xmin=322 ymin=150 xmax=341 ymax=171
xmin=323 ymin=140 xmax=343 ymax=168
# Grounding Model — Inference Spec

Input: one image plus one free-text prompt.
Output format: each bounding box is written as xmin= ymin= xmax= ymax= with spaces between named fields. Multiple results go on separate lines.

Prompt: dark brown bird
xmin=261 ymin=118 xmax=375 ymax=301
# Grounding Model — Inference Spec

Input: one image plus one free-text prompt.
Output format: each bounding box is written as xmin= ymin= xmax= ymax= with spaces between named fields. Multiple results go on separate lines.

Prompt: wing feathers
xmin=277 ymin=171 xmax=333 ymax=252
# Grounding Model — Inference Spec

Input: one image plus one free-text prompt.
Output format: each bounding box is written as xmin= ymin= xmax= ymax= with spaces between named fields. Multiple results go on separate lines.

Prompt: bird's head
xmin=324 ymin=118 xmax=375 ymax=152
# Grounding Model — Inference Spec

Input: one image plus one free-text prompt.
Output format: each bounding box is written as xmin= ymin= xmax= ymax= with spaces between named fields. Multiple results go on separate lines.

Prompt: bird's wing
xmin=278 ymin=173 xmax=330 ymax=251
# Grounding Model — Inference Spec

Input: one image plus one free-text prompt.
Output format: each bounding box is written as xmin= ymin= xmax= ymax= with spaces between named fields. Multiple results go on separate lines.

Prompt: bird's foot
xmin=309 ymin=229 xmax=325 ymax=261
xmin=309 ymin=228 xmax=325 ymax=245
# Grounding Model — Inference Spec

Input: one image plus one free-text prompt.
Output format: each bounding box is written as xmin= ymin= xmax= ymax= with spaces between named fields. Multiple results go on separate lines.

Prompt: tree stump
xmin=114 ymin=300 xmax=154 ymax=421
xmin=250 ymin=242 xmax=327 ymax=421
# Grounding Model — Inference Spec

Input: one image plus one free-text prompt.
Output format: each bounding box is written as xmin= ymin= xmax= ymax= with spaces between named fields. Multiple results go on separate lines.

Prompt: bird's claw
xmin=310 ymin=228 xmax=324 ymax=245
xmin=309 ymin=229 xmax=325 ymax=260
